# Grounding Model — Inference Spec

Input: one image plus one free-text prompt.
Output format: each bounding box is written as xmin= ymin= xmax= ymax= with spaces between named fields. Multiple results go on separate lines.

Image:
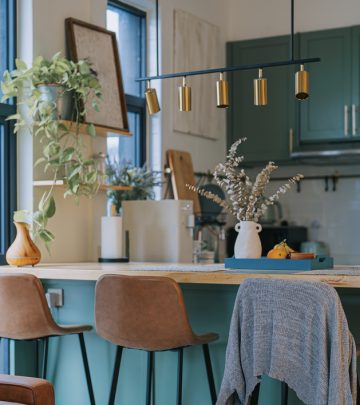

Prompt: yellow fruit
xmin=267 ymin=247 xmax=288 ymax=259
xmin=274 ymin=239 xmax=296 ymax=255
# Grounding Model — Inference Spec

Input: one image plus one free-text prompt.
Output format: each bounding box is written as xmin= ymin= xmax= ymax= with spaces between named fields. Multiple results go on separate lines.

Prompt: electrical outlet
xmin=46 ymin=288 xmax=64 ymax=307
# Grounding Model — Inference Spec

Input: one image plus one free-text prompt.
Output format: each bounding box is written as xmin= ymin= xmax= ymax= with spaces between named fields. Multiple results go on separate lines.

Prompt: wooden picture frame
xmin=65 ymin=17 xmax=130 ymax=135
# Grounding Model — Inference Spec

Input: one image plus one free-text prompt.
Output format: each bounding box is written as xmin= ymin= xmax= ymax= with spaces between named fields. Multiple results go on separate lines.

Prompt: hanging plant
xmin=1 ymin=52 xmax=103 ymax=250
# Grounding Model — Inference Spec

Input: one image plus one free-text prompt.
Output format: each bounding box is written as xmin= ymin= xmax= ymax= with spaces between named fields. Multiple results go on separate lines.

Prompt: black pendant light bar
xmin=142 ymin=0 xmax=320 ymax=113
xmin=137 ymin=57 xmax=320 ymax=82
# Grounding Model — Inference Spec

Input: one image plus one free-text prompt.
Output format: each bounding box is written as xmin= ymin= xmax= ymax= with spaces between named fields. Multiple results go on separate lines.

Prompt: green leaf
xmin=15 ymin=59 xmax=28 ymax=71
xmin=39 ymin=229 xmax=55 ymax=243
xmin=62 ymin=147 xmax=75 ymax=162
xmin=91 ymin=99 xmax=100 ymax=112
xmin=43 ymin=196 xmax=56 ymax=218
xmin=38 ymin=192 xmax=48 ymax=212
xmin=13 ymin=210 xmax=32 ymax=224
xmin=86 ymin=123 xmax=96 ymax=137
xmin=34 ymin=157 xmax=46 ymax=167
xmin=68 ymin=165 xmax=82 ymax=180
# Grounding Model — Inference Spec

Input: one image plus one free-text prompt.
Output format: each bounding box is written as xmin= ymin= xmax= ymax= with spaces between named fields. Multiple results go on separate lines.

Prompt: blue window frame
xmin=0 ymin=0 xmax=17 ymax=267
xmin=107 ymin=1 xmax=147 ymax=166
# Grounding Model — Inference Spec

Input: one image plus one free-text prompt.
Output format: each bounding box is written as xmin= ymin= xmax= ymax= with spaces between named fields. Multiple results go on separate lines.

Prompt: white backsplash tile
xmin=258 ymin=165 xmax=360 ymax=264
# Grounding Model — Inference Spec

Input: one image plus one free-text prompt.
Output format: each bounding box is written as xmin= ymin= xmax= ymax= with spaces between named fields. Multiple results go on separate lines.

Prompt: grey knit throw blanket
xmin=216 ymin=278 xmax=357 ymax=405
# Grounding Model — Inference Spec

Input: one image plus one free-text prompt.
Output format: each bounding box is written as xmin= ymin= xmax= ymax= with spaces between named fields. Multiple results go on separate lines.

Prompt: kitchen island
xmin=2 ymin=262 xmax=360 ymax=405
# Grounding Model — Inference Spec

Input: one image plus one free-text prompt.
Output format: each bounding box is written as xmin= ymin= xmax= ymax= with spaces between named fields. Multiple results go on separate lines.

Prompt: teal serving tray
xmin=224 ymin=256 xmax=334 ymax=271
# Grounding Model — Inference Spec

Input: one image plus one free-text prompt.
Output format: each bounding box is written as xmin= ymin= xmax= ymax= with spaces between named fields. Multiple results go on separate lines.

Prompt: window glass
xmin=106 ymin=2 xmax=146 ymax=166
xmin=107 ymin=5 xmax=145 ymax=97
xmin=107 ymin=111 xmax=141 ymax=163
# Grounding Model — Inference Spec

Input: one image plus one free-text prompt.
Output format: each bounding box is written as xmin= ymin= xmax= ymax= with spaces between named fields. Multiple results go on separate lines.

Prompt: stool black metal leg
xmin=108 ymin=346 xmax=123 ymax=405
xmin=35 ymin=339 xmax=39 ymax=378
xmin=280 ymin=381 xmax=288 ymax=405
xmin=42 ymin=337 xmax=48 ymax=379
xmin=250 ymin=382 xmax=260 ymax=405
xmin=202 ymin=344 xmax=217 ymax=404
xmin=177 ymin=348 xmax=183 ymax=405
xmin=356 ymin=374 xmax=360 ymax=405
xmin=146 ymin=351 xmax=154 ymax=405
xmin=78 ymin=333 xmax=95 ymax=405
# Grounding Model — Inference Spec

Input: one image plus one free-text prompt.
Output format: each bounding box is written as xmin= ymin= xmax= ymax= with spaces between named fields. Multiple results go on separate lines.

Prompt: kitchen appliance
xmin=227 ymin=225 xmax=308 ymax=257
xmin=122 ymin=200 xmax=194 ymax=262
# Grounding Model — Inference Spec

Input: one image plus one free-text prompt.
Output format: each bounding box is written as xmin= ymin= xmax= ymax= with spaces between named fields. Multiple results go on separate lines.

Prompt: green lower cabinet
xmin=298 ymin=27 xmax=352 ymax=143
xmin=227 ymin=36 xmax=296 ymax=164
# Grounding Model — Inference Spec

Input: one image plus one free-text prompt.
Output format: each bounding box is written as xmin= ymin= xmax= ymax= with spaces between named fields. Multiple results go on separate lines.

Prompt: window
xmin=107 ymin=1 xmax=147 ymax=166
xmin=0 ymin=0 xmax=16 ymax=267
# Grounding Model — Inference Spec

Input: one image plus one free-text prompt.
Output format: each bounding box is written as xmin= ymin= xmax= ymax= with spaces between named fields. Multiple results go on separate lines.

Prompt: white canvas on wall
xmin=173 ymin=9 xmax=222 ymax=140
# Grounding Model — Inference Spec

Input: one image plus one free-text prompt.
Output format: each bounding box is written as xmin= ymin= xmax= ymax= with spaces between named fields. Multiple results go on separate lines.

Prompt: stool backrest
xmin=95 ymin=274 xmax=195 ymax=350
xmin=0 ymin=274 xmax=58 ymax=339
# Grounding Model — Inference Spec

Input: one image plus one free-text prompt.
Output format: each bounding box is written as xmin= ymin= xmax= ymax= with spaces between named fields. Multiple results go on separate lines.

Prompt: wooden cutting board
xmin=167 ymin=149 xmax=201 ymax=215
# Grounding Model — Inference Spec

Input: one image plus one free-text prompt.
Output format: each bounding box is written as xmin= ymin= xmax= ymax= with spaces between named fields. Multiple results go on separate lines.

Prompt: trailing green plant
xmin=1 ymin=52 xmax=103 ymax=250
xmin=106 ymin=160 xmax=161 ymax=215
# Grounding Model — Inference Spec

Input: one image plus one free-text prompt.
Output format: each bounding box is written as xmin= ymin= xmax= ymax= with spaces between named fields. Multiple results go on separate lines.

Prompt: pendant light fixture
xmin=295 ymin=64 xmax=309 ymax=100
xmin=145 ymin=80 xmax=161 ymax=114
xmin=139 ymin=0 xmax=320 ymax=113
xmin=178 ymin=76 xmax=191 ymax=112
xmin=254 ymin=69 xmax=268 ymax=106
xmin=216 ymin=72 xmax=229 ymax=108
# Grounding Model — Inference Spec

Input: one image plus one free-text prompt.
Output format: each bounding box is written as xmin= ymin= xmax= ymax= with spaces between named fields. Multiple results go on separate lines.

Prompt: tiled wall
xmin=256 ymin=164 xmax=360 ymax=265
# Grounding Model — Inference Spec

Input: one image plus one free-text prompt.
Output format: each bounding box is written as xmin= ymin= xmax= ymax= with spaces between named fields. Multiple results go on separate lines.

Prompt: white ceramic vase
xmin=234 ymin=221 xmax=262 ymax=259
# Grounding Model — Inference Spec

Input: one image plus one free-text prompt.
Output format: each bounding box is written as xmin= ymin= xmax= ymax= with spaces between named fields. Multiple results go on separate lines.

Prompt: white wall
xmin=158 ymin=0 xmax=228 ymax=173
xmin=19 ymin=0 xmax=228 ymax=262
xmin=226 ymin=0 xmax=360 ymax=40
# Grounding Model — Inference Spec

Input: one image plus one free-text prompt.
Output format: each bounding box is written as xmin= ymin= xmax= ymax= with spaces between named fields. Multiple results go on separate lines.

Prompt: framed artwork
xmin=65 ymin=17 xmax=130 ymax=135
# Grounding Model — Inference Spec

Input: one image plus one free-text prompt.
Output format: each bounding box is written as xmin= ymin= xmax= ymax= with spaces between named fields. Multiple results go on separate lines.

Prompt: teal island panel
xmin=11 ymin=281 xmax=360 ymax=405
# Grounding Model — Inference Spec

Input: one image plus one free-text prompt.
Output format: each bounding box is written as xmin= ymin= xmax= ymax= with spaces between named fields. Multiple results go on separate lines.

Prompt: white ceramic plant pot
xmin=234 ymin=221 xmax=262 ymax=259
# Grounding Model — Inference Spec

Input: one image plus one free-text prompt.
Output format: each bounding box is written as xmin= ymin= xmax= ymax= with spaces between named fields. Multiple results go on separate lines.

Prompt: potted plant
xmin=1 ymin=52 xmax=103 ymax=252
xmin=187 ymin=137 xmax=303 ymax=259
xmin=105 ymin=160 xmax=161 ymax=215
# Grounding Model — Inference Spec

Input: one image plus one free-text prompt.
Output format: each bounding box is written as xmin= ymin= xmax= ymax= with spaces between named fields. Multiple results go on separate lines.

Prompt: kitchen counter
xmin=1 ymin=262 xmax=360 ymax=288
xmin=3 ymin=262 xmax=360 ymax=405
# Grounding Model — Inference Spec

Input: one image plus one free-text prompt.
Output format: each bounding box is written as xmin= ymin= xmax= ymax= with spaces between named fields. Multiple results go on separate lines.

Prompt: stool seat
xmin=95 ymin=274 xmax=218 ymax=404
xmin=0 ymin=374 xmax=54 ymax=405
xmin=0 ymin=275 xmax=95 ymax=405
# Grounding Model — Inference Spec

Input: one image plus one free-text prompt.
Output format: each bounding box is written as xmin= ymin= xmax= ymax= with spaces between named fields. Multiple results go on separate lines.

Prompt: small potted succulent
xmin=1 ymin=52 xmax=103 ymax=252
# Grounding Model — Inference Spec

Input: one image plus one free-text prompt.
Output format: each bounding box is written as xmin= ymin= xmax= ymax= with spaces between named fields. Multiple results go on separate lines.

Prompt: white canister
xmin=101 ymin=216 xmax=123 ymax=259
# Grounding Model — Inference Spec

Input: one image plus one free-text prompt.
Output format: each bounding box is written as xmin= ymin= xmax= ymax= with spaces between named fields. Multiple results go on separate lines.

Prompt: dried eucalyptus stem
xmin=186 ymin=137 xmax=303 ymax=222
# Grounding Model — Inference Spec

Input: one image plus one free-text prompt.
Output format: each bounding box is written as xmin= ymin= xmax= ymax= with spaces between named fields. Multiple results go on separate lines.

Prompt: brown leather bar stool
xmin=95 ymin=274 xmax=219 ymax=405
xmin=0 ymin=274 xmax=95 ymax=405
xmin=0 ymin=374 xmax=54 ymax=405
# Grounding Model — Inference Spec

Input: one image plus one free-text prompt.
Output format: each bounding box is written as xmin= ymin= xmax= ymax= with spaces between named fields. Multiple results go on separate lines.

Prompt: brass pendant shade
xmin=295 ymin=64 xmax=309 ymax=100
xmin=178 ymin=77 xmax=191 ymax=112
xmin=145 ymin=81 xmax=160 ymax=115
xmin=216 ymin=73 xmax=229 ymax=108
xmin=254 ymin=69 xmax=268 ymax=106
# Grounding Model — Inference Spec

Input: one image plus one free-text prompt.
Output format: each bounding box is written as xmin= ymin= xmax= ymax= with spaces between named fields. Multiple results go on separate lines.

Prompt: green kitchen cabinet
xmin=352 ymin=26 xmax=360 ymax=138
xmin=227 ymin=35 xmax=296 ymax=164
xmin=297 ymin=28 xmax=353 ymax=144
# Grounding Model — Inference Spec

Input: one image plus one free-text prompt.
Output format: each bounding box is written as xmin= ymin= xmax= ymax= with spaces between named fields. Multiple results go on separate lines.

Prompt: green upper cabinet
xmin=352 ymin=26 xmax=360 ymax=138
xmin=227 ymin=36 xmax=295 ymax=164
xmin=298 ymin=28 xmax=352 ymax=143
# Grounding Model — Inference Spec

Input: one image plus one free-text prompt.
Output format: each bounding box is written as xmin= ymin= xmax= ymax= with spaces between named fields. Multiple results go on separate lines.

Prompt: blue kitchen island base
xmin=9 ymin=281 xmax=360 ymax=405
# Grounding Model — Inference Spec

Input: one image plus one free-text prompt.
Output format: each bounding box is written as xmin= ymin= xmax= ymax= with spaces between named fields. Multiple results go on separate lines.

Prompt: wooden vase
xmin=6 ymin=222 xmax=41 ymax=267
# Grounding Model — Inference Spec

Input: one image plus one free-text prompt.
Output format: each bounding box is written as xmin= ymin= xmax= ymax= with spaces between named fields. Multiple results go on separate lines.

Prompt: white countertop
xmin=1 ymin=262 xmax=360 ymax=287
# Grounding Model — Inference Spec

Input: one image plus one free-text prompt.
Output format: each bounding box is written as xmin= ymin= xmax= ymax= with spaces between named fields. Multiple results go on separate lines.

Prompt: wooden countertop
xmin=1 ymin=262 xmax=360 ymax=288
